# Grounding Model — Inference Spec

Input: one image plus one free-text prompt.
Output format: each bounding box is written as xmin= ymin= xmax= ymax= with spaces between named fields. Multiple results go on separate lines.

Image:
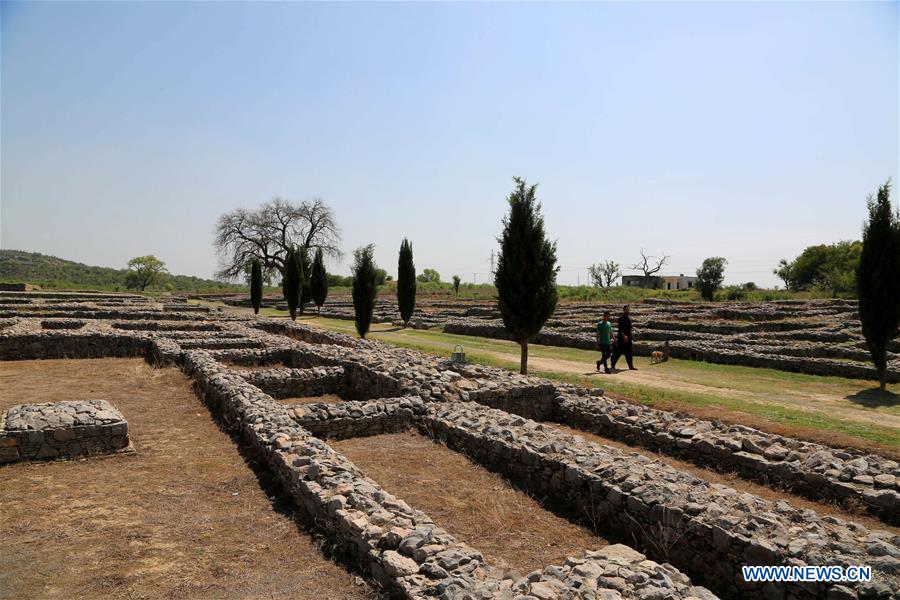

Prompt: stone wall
xmin=183 ymin=349 xmax=713 ymax=599
xmin=0 ymin=400 xmax=130 ymax=463
xmin=290 ymin=397 xmax=425 ymax=440
xmin=0 ymin=332 xmax=150 ymax=361
xmin=421 ymin=401 xmax=900 ymax=599
xmin=553 ymin=389 xmax=900 ymax=524
xmin=236 ymin=366 xmax=346 ymax=399
xmin=40 ymin=319 xmax=86 ymax=330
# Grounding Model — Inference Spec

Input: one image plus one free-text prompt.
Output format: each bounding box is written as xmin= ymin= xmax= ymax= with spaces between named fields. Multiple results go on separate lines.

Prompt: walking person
xmin=611 ymin=304 xmax=637 ymax=371
xmin=595 ymin=310 xmax=613 ymax=373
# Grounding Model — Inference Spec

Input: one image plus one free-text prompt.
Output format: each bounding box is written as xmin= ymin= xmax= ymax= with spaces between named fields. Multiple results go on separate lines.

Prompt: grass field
xmin=196 ymin=300 xmax=900 ymax=455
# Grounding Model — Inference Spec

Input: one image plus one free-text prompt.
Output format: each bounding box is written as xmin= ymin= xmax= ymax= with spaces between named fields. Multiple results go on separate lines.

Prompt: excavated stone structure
xmin=204 ymin=294 xmax=900 ymax=381
xmin=2 ymin=291 xmax=900 ymax=599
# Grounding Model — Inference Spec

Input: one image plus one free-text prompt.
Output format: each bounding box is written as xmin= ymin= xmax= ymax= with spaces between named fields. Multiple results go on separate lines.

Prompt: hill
xmin=0 ymin=250 xmax=245 ymax=293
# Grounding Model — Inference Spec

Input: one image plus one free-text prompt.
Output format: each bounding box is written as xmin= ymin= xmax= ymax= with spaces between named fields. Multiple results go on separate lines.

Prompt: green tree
xmin=124 ymin=255 xmax=168 ymax=291
xmin=777 ymin=241 xmax=861 ymax=295
xmin=857 ymin=180 xmax=900 ymax=391
xmin=452 ymin=275 xmax=461 ymax=296
xmin=417 ymin=268 xmax=441 ymax=283
xmin=494 ymin=177 xmax=559 ymax=374
xmin=773 ymin=259 xmax=794 ymax=290
xmin=352 ymin=245 xmax=378 ymax=338
xmin=282 ymin=248 xmax=304 ymax=321
xmin=696 ymin=257 xmax=727 ymax=301
xmin=250 ymin=259 xmax=263 ymax=315
xmin=588 ymin=260 xmax=621 ymax=287
xmin=397 ymin=239 xmax=416 ymax=325
xmin=374 ymin=268 xmax=388 ymax=286
xmin=297 ymin=246 xmax=312 ymax=315
xmin=310 ymin=247 xmax=328 ymax=315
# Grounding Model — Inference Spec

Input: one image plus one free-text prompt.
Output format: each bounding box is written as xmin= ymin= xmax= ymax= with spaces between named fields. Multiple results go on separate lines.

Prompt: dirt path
xmin=468 ymin=347 xmax=900 ymax=430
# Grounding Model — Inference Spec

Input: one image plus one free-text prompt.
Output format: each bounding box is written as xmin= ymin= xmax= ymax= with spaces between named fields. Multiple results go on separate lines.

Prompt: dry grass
xmin=549 ymin=423 xmax=900 ymax=534
xmin=0 ymin=358 xmax=377 ymax=600
xmin=331 ymin=431 xmax=608 ymax=576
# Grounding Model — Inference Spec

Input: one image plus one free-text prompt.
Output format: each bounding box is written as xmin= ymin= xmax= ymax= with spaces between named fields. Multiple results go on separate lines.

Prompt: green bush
xmin=722 ymin=285 xmax=747 ymax=301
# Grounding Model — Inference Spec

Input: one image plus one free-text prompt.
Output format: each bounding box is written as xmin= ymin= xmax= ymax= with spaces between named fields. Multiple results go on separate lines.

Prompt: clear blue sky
xmin=2 ymin=1 xmax=897 ymax=287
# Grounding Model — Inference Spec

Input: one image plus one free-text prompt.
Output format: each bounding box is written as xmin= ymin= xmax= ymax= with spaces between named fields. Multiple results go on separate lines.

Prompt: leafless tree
xmin=630 ymin=249 xmax=670 ymax=277
xmin=213 ymin=198 xmax=341 ymax=280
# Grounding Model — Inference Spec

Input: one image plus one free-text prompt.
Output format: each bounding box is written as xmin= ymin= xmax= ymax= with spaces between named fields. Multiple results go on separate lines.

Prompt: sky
xmin=1 ymin=1 xmax=897 ymax=288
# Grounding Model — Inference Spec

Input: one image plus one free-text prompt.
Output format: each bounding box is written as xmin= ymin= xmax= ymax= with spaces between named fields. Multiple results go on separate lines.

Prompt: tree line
xmin=224 ymin=179 xmax=898 ymax=389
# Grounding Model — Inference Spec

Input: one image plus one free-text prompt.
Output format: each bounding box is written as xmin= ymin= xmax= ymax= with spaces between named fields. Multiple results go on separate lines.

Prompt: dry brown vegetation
xmin=0 ymin=358 xmax=377 ymax=600
xmin=331 ymin=430 xmax=609 ymax=576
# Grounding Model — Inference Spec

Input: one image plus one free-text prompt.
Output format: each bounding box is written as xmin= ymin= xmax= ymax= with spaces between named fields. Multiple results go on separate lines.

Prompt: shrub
xmin=417 ymin=268 xmax=440 ymax=283
xmin=722 ymin=285 xmax=747 ymax=301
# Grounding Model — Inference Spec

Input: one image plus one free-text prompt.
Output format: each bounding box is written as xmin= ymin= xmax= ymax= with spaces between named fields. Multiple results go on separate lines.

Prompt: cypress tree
xmin=857 ymin=180 xmax=900 ymax=391
xmin=282 ymin=247 xmax=304 ymax=321
xmin=397 ymin=238 xmax=416 ymax=325
xmin=298 ymin=246 xmax=312 ymax=315
xmin=310 ymin=247 xmax=328 ymax=315
xmin=250 ymin=259 xmax=263 ymax=315
xmin=352 ymin=244 xmax=378 ymax=338
xmin=494 ymin=177 xmax=559 ymax=374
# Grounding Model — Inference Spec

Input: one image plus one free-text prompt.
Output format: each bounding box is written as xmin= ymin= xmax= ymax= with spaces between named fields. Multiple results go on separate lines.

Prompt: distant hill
xmin=0 ymin=250 xmax=245 ymax=293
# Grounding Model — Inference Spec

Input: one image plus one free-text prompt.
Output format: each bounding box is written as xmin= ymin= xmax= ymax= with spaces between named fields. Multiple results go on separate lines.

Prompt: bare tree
xmin=630 ymin=249 xmax=670 ymax=277
xmin=214 ymin=198 xmax=341 ymax=280
xmin=588 ymin=260 xmax=621 ymax=287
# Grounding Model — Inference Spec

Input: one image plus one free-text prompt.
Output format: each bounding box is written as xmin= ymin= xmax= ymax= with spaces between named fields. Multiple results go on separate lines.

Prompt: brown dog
xmin=650 ymin=351 xmax=664 ymax=365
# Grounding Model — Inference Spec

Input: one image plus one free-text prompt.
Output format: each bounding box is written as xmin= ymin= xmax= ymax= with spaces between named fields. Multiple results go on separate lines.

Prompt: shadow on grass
xmin=845 ymin=388 xmax=900 ymax=408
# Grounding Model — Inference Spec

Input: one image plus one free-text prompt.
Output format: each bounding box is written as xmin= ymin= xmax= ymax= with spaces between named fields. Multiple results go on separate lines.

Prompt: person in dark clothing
xmin=611 ymin=304 xmax=637 ymax=370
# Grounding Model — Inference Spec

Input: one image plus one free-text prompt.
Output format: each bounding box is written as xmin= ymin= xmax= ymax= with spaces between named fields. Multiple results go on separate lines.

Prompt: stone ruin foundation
xmin=2 ymin=291 xmax=900 ymax=599
xmin=0 ymin=399 xmax=130 ymax=463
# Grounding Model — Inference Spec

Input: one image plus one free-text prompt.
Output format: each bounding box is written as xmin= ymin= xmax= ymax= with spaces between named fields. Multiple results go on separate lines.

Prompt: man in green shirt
xmin=596 ymin=310 xmax=613 ymax=373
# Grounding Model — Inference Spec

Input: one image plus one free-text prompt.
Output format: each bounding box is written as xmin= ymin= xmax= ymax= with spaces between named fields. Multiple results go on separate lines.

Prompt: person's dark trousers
xmin=596 ymin=343 xmax=611 ymax=372
xmin=611 ymin=339 xmax=634 ymax=369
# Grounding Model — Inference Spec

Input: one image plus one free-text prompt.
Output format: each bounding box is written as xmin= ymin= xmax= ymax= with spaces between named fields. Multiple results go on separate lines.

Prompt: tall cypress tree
xmin=857 ymin=180 xmax=900 ymax=391
xmin=494 ymin=177 xmax=559 ymax=374
xmin=352 ymin=244 xmax=378 ymax=338
xmin=250 ymin=259 xmax=263 ymax=315
xmin=282 ymin=247 xmax=304 ymax=321
xmin=397 ymin=238 xmax=416 ymax=326
xmin=310 ymin=247 xmax=328 ymax=315
xmin=298 ymin=246 xmax=312 ymax=315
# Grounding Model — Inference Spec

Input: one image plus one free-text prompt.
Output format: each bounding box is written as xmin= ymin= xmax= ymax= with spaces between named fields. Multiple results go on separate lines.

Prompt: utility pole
xmin=489 ymin=250 xmax=495 ymax=278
